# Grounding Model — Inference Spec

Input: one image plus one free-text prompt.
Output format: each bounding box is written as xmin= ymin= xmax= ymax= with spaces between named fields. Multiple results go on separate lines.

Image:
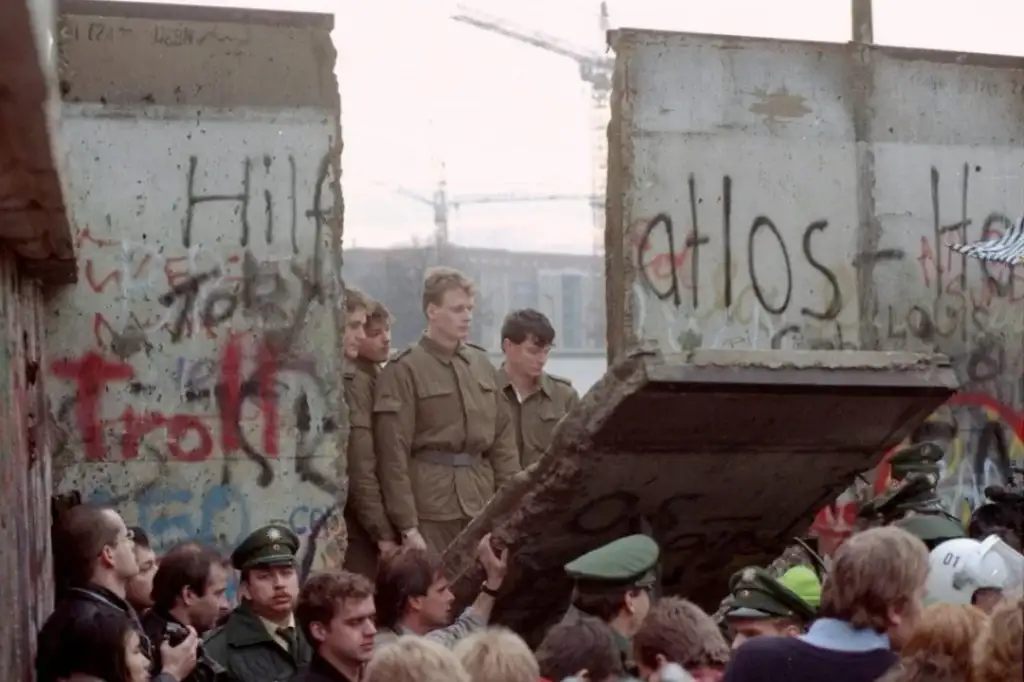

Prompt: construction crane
xmin=450 ymin=2 xmax=612 ymax=260
xmin=383 ymin=172 xmax=598 ymax=253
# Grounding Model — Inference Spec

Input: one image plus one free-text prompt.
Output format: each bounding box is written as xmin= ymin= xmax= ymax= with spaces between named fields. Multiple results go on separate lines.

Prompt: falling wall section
xmin=606 ymin=29 xmax=1024 ymax=543
xmin=46 ymin=0 xmax=347 ymax=584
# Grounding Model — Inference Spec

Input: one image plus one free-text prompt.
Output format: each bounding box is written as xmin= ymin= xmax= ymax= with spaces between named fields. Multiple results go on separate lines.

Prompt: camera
xmin=164 ymin=622 xmax=190 ymax=648
xmin=160 ymin=622 xmax=229 ymax=682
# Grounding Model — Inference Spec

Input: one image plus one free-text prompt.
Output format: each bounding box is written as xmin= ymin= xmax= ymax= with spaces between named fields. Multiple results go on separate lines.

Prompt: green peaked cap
xmin=564 ymin=534 xmax=660 ymax=589
xmin=722 ymin=565 xmax=819 ymax=623
xmin=231 ymin=524 xmax=300 ymax=571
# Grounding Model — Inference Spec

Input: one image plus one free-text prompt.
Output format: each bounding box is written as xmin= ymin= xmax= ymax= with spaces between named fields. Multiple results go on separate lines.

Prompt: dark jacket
xmin=142 ymin=608 xmax=233 ymax=682
xmin=36 ymin=584 xmax=177 ymax=682
xmin=204 ymin=601 xmax=311 ymax=682
xmin=290 ymin=654 xmax=359 ymax=682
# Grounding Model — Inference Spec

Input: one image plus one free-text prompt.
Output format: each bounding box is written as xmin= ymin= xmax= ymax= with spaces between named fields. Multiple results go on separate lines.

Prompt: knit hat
xmin=778 ymin=566 xmax=822 ymax=608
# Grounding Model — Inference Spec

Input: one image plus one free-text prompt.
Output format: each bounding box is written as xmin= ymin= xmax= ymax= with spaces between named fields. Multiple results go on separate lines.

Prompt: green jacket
xmin=204 ymin=602 xmax=311 ymax=682
xmin=560 ymin=605 xmax=638 ymax=678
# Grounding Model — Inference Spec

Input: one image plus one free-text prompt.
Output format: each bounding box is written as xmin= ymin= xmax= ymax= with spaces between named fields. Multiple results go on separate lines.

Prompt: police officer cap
xmin=231 ymin=524 xmax=300 ymax=571
xmin=722 ymin=566 xmax=819 ymax=623
xmin=564 ymin=534 xmax=660 ymax=590
xmin=894 ymin=514 xmax=965 ymax=549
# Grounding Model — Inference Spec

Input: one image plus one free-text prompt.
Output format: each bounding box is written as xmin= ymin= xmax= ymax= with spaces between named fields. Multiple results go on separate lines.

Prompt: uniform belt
xmin=414 ymin=450 xmax=479 ymax=467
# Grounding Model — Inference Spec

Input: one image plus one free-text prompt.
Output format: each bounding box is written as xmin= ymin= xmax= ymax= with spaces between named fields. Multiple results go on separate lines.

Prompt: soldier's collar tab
xmin=419 ymin=334 xmax=461 ymax=363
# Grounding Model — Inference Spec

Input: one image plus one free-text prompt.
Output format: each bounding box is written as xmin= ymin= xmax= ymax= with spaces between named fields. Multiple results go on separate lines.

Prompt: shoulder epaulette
xmin=390 ymin=347 xmax=414 ymax=363
xmin=547 ymin=373 xmax=573 ymax=386
xmin=464 ymin=342 xmax=489 ymax=353
xmin=343 ymin=366 xmax=357 ymax=380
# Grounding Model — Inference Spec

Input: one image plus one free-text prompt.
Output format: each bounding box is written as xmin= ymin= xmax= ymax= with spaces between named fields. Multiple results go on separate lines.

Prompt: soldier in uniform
xmin=342 ymin=289 xmax=398 ymax=579
xmin=373 ymin=266 xmax=521 ymax=554
xmin=497 ymin=309 xmax=580 ymax=468
xmin=359 ymin=300 xmax=392 ymax=365
xmin=563 ymin=534 xmax=661 ymax=677
xmin=719 ymin=565 xmax=820 ymax=650
xmin=204 ymin=525 xmax=311 ymax=682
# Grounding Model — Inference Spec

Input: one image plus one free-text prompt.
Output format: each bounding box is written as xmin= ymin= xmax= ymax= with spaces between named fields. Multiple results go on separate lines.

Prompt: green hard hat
xmin=564 ymin=534 xmax=660 ymax=590
xmin=721 ymin=565 xmax=819 ymax=623
xmin=231 ymin=524 xmax=300 ymax=571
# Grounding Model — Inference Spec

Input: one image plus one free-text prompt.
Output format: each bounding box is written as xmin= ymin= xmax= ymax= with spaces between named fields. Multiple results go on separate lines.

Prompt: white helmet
xmin=925 ymin=534 xmax=1024 ymax=606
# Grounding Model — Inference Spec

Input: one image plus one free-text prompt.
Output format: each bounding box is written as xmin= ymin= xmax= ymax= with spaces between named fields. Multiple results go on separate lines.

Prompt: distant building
xmin=344 ymin=245 xmax=606 ymax=352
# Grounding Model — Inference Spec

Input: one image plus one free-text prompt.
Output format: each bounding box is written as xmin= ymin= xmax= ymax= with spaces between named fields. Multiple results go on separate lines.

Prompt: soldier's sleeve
xmin=348 ymin=371 xmax=396 ymax=542
xmin=484 ymin=364 xmax=522 ymax=490
xmin=373 ymin=360 xmax=419 ymax=532
xmin=565 ymin=384 xmax=581 ymax=413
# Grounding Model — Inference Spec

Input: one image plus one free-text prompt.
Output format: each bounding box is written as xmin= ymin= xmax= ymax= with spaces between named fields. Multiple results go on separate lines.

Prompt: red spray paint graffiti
xmin=810 ymin=391 xmax=1024 ymax=553
xmin=50 ymin=334 xmax=281 ymax=462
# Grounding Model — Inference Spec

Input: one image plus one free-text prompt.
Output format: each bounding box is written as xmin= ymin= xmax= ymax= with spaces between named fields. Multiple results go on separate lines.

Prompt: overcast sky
xmin=112 ymin=0 xmax=1024 ymax=253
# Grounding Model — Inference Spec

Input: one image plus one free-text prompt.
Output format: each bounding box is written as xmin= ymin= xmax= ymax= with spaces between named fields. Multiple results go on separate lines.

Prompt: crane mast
xmin=450 ymin=3 xmax=612 ymax=260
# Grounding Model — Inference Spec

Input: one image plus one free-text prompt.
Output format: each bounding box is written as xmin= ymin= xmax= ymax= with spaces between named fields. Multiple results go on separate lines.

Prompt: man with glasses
xmin=36 ymin=503 xmax=198 ymax=682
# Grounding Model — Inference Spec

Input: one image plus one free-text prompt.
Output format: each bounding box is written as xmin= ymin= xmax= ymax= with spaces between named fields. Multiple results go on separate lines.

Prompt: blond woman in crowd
xmin=972 ymin=591 xmax=1022 ymax=682
xmin=454 ymin=627 xmax=540 ymax=682
xmin=877 ymin=603 xmax=987 ymax=682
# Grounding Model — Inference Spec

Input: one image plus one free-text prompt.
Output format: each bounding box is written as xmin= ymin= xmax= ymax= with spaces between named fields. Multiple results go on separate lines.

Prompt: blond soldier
xmin=342 ymin=288 xmax=397 ymax=578
xmin=373 ymin=267 xmax=521 ymax=553
xmin=497 ymin=309 xmax=579 ymax=468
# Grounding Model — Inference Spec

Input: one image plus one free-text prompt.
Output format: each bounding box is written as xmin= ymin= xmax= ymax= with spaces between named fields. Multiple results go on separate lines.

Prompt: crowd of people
xmin=33 ymin=266 xmax=1024 ymax=682
xmin=32 ymin=503 xmax=1024 ymax=682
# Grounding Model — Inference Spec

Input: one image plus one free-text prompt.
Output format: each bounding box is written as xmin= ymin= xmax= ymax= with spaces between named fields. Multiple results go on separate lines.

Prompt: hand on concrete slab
xmin=477 ymin=532 xmax=508 ymax=588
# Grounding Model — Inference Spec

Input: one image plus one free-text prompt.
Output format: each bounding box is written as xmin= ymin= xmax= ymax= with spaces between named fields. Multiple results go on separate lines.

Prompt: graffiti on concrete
xmin=49 ymin=125 xmax=344 ymax=576
xmin=627 ymin=162 xmax=1024 ymax=552
xmin=631 ymin=173 xmax=857 ymax=354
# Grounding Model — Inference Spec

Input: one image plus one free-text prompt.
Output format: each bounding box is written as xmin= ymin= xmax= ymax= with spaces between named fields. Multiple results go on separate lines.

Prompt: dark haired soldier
xmin=204 ymin=525 xmax=311 ymax=682
xmin=498 ymin=308 xmax=579 ymax=468
xmin=562 ymin=534 xmax=661 ymax=677
xmin=142 ymin=543 xmax=232 ymax=682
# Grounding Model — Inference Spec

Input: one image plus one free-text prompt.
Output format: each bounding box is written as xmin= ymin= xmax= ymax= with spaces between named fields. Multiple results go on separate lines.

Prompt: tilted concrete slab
xmin=443 ymin=348 xmax=959 ymax=641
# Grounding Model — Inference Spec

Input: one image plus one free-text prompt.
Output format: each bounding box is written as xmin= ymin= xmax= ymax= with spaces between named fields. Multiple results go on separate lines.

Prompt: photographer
xmin=142 ymin=543 xmax=233 ymax=682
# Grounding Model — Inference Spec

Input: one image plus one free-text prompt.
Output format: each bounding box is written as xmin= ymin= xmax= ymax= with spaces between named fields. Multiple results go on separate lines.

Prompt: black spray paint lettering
xmin=565 ymin=489 xmax=766 ymax=555
xmin=183 ymin=154 xmax=307 ymax=254
xmin=639 ymin=174 xmax=842 ymax=321
xmin=158 ymin=251 xmax=321 ymax=343
xmin=882 ymin=163 xmax=1015 ymax=385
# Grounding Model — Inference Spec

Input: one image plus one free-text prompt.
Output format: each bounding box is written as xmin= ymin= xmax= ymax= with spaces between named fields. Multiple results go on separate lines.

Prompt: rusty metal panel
xmin=0 ymin=0 xmax=76 ymax=284
xmin=0 ymin=249 xmax=54 ymax=681
xmin=444 ymin=348 xmax=959 ymax=641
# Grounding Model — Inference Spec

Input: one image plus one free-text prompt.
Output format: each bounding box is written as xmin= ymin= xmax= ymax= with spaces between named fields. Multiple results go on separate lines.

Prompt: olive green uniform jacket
xmin=342 ymin=358 xmax=394 ymax=577
xmin=204 ymin=602 xmax=311 ymax=682
xmin=373 ymin=335 xmax=521 ymax=531
xmin=496 ymin=367 xmax=579 ymax=467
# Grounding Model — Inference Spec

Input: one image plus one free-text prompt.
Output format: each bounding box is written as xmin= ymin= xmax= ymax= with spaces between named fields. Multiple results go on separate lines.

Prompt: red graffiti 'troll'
xmin=51 ymin=351 xmax=134 ymax=461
